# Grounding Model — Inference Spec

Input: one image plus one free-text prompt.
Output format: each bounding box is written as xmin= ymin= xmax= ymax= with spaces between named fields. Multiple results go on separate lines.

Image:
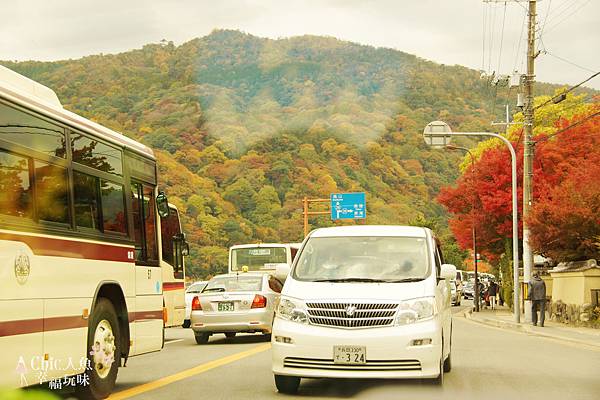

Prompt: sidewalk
xmin=464 ymin=304 xmax=600 ymax=349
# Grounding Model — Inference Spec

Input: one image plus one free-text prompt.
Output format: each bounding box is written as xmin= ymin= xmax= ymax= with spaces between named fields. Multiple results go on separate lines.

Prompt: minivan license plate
xmin=333 ymin=346 xmax=366 ymax=364
xmin=218 ymin=302 xmax=234 ymax=311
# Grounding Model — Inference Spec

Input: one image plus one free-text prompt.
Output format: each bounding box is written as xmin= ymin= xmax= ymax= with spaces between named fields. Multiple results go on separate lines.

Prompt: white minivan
xmin=271 ymin=225 xmax=456 ymax=393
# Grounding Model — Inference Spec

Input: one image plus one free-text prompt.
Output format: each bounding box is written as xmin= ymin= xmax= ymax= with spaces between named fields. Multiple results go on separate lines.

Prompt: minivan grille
xmin=284 ymin=357 xmax=421 ymax=371
xmin=306 ymin=302 xmax=398 ymax=329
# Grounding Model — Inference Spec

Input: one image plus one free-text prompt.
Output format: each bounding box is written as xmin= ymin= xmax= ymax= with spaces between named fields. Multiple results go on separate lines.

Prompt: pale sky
xmin=1 ymin=0 xmax=598 ymax=89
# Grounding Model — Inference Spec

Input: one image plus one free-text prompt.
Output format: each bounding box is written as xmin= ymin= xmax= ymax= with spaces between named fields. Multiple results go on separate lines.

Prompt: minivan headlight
xmin=395 ymin=297 xmax=436 ymax=326
xmin=277 ymin=298 xmax=308 ymax=324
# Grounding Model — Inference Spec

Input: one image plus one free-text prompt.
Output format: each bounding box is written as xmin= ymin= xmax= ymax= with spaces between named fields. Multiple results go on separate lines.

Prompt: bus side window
xmin=100 ymin=181 xmax=126 ymax=234
xmin=33 ymin=160 xmax=69 ymax=225
xmin=143 ymin=185 xmax=158 ymax=263
xmin=0 ymin=150 xmax=33 ymax=219
xmin=131 ymin=182 xmax=143 ymax=260
xmin=131 ymin=181 xmax=158 ymax=265
xmin=161 ymin=206 xmax=184 ymax=278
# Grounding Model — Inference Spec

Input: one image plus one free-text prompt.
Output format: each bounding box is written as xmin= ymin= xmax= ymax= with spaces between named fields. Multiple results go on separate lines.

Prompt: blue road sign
xmin=330 ymin=192 xmax=366 ymax=220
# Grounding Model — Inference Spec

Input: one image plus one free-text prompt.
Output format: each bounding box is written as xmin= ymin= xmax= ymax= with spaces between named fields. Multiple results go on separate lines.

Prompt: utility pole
xmin=522 ymin=0 xmax=537 ymax=323
xmin=484 ymin=0 xmax=538 ymax=322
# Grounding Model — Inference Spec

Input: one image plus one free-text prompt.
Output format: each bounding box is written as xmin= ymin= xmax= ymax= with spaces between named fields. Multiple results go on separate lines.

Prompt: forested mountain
xmin=3 ymin=30 xmax=594 ymax=277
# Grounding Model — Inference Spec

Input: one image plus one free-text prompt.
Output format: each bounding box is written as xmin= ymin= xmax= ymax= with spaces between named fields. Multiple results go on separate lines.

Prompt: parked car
xmin=271 ymin=225 xmax=456 ymax=394
xmin=183 ymin=281 xmax=208 ymax=328
xmin=450 ymin=280 xmax=461 ymax=306
xmin=190 ymin=272 xmax=283 ymax=344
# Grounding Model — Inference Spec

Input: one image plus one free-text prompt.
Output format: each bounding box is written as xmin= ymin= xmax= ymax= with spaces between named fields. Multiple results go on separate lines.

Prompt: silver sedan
xmin=183 ymin=281 xmax=208 ymax=328
xmin=190 ymin=273 xmax=283 ymax=344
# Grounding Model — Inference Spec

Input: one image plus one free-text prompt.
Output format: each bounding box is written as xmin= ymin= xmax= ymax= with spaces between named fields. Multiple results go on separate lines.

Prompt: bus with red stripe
xmin=0 ymin=65 xmax=188 ymax=398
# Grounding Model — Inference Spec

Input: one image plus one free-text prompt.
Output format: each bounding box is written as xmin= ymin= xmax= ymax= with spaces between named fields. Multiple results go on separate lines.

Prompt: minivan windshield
xmin=292 ymin=236 xmax=430 ymax=282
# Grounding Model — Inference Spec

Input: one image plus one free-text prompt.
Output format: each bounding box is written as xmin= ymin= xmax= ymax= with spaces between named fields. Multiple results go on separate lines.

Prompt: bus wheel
xmin=77 ymin=298 xmax=120 ymax=400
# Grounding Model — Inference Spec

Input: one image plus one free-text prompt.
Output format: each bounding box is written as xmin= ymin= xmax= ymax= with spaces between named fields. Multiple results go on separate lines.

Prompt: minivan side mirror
xmin=440 ymin=264 xmax=457 ymax=281
xmin=274 ymin=263 xmax=291 ymax=282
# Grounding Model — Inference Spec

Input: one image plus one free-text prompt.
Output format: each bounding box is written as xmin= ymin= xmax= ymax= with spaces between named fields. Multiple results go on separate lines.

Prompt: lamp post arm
xmin=448 ymin=132 xmax=520 ymax=323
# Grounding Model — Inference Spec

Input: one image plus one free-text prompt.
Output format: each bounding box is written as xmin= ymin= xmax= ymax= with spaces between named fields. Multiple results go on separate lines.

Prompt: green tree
xmin=222 ymin=178 xmax=257 ymax=215
xmin=250 ymin=185 xmax=282 ymax=228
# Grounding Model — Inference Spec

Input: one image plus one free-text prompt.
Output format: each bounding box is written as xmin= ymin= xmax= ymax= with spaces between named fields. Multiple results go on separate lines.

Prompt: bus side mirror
xmin=173 ymin=233 xmax=189 ymax=257
xmin=156 ymin=192 xmax=170 ymax=218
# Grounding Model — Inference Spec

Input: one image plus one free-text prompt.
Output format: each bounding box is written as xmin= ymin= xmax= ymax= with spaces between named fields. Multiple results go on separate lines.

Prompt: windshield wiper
xmin=312 ymin=278 xmax=389 ymax=283
xmin=384 ymin=277 xmax=425 ymax=283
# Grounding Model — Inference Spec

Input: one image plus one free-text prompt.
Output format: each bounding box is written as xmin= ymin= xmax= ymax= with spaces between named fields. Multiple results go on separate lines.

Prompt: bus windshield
xmin=230 ymin=247 xmax=287 ymax=272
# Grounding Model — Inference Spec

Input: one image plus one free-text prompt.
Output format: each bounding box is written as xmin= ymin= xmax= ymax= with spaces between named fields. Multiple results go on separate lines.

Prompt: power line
xmin=534 ymin=111 xmax=600 ymax=143
xmin=534 ymin=70 xmax=600 ymax=110
xmin=538 ymin=0 xmax=553 ymax=43
xmin=542 ymin=50 xmax=597 ymax=73
xmin=513 ymin=6 xmax=528 ymax=71
xmin=496 ymin=2 xmax=508 ymax=74
xmin=543 ymin=0 xmax=592 ymax=36
xmin=482 ymin=2 xmax=487 ymax=71
xmin=546 ymin=0 xmax=580 ymax=21
xmin=488 ymin=3 xmax=497 ymax=73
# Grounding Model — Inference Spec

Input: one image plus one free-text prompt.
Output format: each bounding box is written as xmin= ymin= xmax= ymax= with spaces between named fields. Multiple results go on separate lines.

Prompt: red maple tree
xmin=437 ymin=110 xmax=600 ymax=262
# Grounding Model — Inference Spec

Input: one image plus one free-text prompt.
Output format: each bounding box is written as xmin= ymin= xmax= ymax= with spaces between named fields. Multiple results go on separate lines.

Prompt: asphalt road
xmin=94 ymin=303 xmax=600 ymax=400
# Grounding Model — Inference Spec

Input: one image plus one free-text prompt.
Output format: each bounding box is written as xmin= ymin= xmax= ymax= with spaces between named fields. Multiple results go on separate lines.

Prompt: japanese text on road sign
xmin=331 ymin=192 xmax=366 ymax=220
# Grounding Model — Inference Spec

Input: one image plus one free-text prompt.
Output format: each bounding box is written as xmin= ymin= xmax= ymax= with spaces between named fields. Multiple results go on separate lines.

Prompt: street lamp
xmin=445 ymin=145 xmax=480 ymax=312
xmin=424 ymin=121 xmax=521 ymax=323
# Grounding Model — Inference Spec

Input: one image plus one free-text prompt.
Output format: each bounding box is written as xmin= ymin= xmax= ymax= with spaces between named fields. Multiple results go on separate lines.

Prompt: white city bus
xmin=228 ymin=243 xmax=301 ymax=274
xmin=0 ymin=65 xmax=187 ymax=398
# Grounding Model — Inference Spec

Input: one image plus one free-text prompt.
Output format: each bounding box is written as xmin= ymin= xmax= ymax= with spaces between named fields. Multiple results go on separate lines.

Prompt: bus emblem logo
xmin=14 ymin=252 xmax=31 ymax=285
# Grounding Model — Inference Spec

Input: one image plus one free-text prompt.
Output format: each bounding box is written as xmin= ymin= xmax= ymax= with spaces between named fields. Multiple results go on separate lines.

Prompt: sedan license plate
xmin=218 ymin=302 xmax=234 ymax=311
xmin=333 ymin=346 xmax=366 ymax=364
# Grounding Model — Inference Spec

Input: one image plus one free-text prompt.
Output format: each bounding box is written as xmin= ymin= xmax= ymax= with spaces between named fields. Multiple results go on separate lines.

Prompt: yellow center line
xmin=108 ymin=343 xmax=271 ymax=400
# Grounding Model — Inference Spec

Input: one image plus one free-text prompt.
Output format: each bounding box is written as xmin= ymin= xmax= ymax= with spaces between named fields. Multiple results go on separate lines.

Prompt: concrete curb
xmin=463 ymin=309 xmax=600 ymax=350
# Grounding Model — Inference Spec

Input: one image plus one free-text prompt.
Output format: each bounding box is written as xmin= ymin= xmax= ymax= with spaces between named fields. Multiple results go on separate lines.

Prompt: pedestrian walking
xmin=528 ymin=272 xmax=547 ymax=327
xmin=488 ymin=280 xmax=498 ymax=309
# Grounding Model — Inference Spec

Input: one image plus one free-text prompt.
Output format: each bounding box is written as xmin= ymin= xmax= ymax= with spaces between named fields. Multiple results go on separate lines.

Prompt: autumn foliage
xmin=4 ymin=31 xmax=595 ymax=277
xmin=438 ymin=101 xmax=600 ymax=263
xmin=528 ymin=115 xmax=600 ymax=262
